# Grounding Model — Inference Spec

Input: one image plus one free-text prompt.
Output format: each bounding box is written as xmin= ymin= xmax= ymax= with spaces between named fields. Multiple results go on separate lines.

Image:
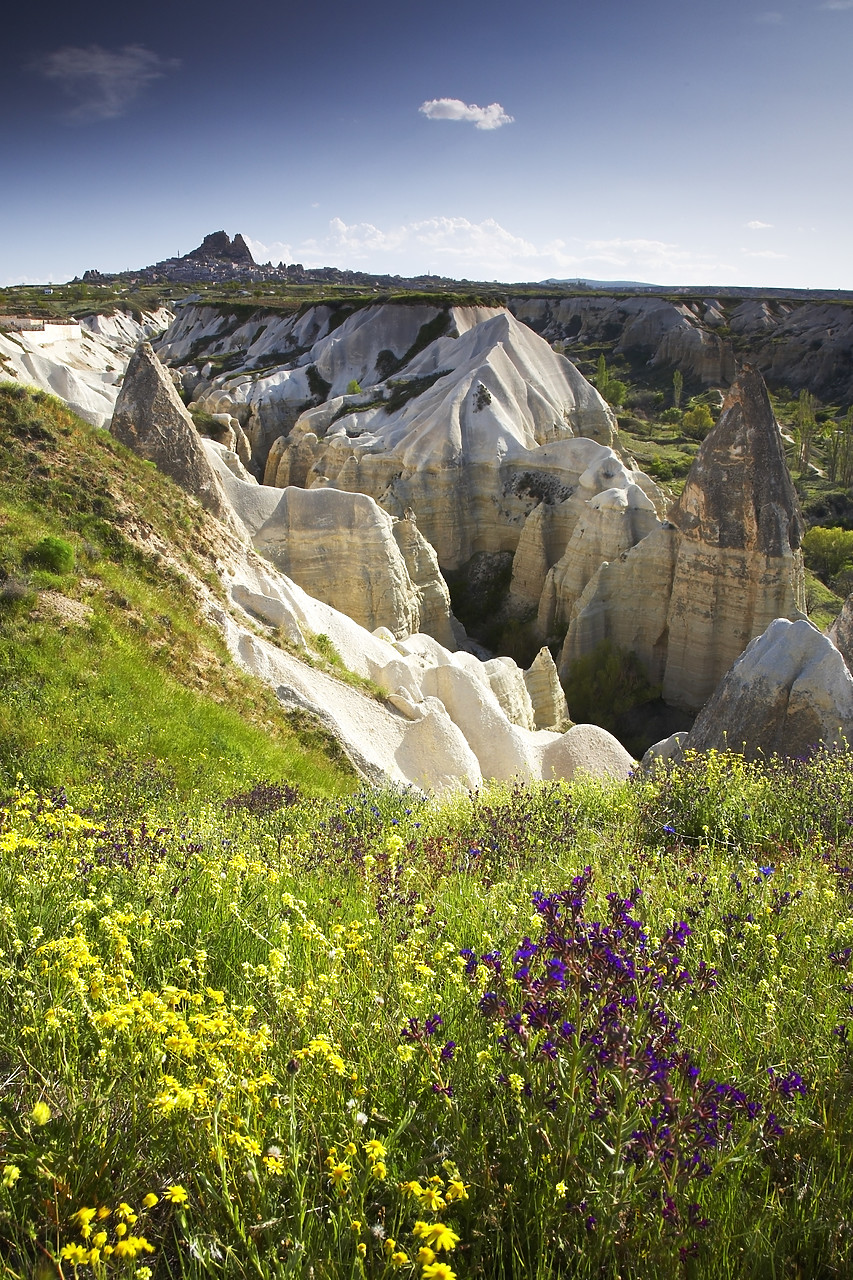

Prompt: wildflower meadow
xmin=2 ymin=750 xmax=853 ymax=1278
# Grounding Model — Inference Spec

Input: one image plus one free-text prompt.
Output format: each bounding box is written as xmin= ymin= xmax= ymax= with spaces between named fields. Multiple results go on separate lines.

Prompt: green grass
xmin=0 ymin=382 xmax=355 ymax=799
xmin=2 ymin=755 xmax=853 ymax=1277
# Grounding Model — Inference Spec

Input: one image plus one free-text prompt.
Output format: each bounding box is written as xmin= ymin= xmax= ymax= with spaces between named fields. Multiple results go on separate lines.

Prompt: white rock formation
xmin=217 ymin=549 xmax=634 ymax=790
xmin=682 ymin=618 xmax=853 ymax=759
xmin=0 ymin=308 xmax=172 ymax=427
xmin=204 ymin=440 xmax=455 ymax=644
xmin=108 ymin=338 xmax=631 ymax=788
xmin=156 ymin=302 xmax=623 ymax=570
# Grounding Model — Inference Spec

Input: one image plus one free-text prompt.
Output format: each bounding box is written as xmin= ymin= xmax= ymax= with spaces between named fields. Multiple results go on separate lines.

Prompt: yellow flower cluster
xmin=59 ymin=1192 xmax=186 ymax=1271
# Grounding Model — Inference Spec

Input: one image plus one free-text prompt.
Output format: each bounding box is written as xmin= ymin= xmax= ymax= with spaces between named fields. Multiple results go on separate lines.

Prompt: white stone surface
xmin=0 ymin=308 xmax=172 ymax=427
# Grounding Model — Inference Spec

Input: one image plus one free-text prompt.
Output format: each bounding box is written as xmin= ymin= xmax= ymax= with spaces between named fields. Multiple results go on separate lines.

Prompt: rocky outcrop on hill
xmin=560 ymin=366 xmax=806 ymax=710
xmin=107 ymin=339 xmax=627 ymax=787
xmin=512 ymin=293 xmax=853 ymax=406
xmin=187 ymin=231 xmax=255 ymax=265
xmin=727 ymin=300 xmax=853 ymax=405
xmin=511 ymin=295 xmax=736 ymax=387
xmin=110 ymin=342 xmax=230 ymax=519
xmin=682 ymin=619 xmax=853 ymax=759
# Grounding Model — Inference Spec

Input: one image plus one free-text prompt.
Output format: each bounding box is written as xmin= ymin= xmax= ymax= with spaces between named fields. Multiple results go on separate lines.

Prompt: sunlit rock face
xmin=560 ymin=366 xmax=806 ymax=711
xmin=205 ymin=441 xmax=456 ymax=645
xmin=683 ymin=619 xmax=853 ymax=760
xmin=110 ymin=341 xmax=230 ymax=520
xmin=157 ymin=301 xmax=621 ymax=566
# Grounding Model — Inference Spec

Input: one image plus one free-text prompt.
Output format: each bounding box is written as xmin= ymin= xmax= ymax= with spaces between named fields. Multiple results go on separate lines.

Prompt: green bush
xmin=802 ymin=525 xmax=853 ymax=584
xmin=660 ymin=407 xmax=683 ymax=425
xmin=29 ymin=535 xmax=74 ymax=575
xmin=345 ymin=378 xmax=362 ymax=396
xmin=306 ymin=365 xmax=332 ymax=401
xmin=682 ymin=403 xmax=715 ymax=440
xmin=563 ymin=638 xmax=659 ymax=736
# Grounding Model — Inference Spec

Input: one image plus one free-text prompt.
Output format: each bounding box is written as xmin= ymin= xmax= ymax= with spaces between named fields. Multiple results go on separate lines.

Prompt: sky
xmin=3 ymin=0 xmax=853 ymax=289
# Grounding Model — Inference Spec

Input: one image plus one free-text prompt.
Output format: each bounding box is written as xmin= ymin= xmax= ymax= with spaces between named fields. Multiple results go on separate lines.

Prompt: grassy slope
xmin=0 ymin=382 xmax=355 ymax=799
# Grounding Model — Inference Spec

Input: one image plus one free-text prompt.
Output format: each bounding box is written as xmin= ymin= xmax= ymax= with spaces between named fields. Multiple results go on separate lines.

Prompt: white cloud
xmin=741 ymin=248 xmax=788 ymax=259
xmin=822 ymin=1 xmax=853 ymax=9
xmin=33 ymin=44 xmax=180 ymax=122
xmin=244 ymin=237 xmax=294 ymax=264
xmin=250 ymin=218 xmax=737 ymax=284
xmin=419 ymin=98 xmax=514 ymax=130
xmin=746 ymin=220 xmax=774 ymax=229
xmin=755 ymin=10 xmax=784 ymax=23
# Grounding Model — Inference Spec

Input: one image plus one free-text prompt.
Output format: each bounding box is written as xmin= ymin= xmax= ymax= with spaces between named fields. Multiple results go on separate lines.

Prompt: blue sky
xmin=3 ymin=0 xmax=852 ymax=288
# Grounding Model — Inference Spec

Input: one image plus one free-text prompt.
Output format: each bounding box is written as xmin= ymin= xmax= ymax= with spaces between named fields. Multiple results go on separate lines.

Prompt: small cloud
xmin=746 ymin=220 xmax=774 ymax=230
xmin=822 ymin=1 xmax=853 ymax=9
xmin=419 ymin=98 xmax=514 ymax=130
xmin=33 ymin=43 xmax=180 ymax=122
xmin=755 ymin=10 xmax=784 ymax=22
xmin=741 ymin=248 xmax=788 ymax=259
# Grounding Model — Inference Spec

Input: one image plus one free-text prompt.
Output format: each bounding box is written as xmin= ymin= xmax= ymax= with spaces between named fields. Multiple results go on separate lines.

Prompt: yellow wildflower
xmin=71 ymin=1207 xmax=98 ymax=1231
xmin=1 ymin=1165 xmax=20 ymax=1187
xmin=30 ymin=1101 xmax=51 ymax=1125
xmin=417 ymin=1245 xmax=436 ymax=1264
xmin=142 ymin=1193 xmax=159 ymax=1208
xmin=328 ymin=1162 xmax=351 ymax=1194
xmin=418 ymin=1223 xmax=460 ymax=1252
xmin=357 ymin=1242 xmax=367 ymax=1257
xmin=419 ymin=1185 xmax=446 ymax=1211
xmin=445 ymin=1179 xmax=468 ymax=1203
xmin=392 ymin=1252 xmax=409 ymax=1267
xmin=422 ymin=1264 xmax=456 ymax=1280
xmin=165 ymin=1185 xmax=189 ymax=1205
xmin=60 ymin=1243 xmax=89 ymax=1264
xmin=363 ymin=1138 xmax=387 ymax=1161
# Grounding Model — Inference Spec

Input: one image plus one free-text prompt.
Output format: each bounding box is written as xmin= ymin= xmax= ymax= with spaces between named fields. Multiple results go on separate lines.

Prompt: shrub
xmin=29 ymin=535 xmax=74 ymax=575
xmin=660 ymin=407 xmax=683 ymax=425
xmin=802 ymin=525 xmax=853 ymax=584
xmin=306 ymin=365 xmax=332 ymax=401
xmin=563 ymin=638 xmax=659 ymax=736
xmin=682 ymin=403 xmax=715 ymax=440
xmin=345 ymin=378 xmax=362 ymax=396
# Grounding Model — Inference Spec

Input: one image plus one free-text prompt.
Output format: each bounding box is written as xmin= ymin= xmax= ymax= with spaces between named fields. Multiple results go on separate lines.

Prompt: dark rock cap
xmin=671 ymin=364 xmax=803 ymax=556
xmin=186 ymin=231 xmax=255 ymax=265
